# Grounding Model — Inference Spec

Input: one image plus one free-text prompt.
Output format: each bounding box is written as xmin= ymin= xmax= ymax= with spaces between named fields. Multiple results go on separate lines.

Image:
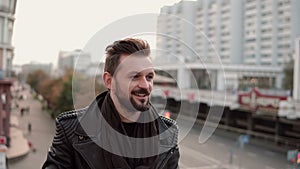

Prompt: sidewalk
xmin=7 ymin=83 xmax=56 ymax=168
xmin=6 ymin=115 xmax=30 ymax=159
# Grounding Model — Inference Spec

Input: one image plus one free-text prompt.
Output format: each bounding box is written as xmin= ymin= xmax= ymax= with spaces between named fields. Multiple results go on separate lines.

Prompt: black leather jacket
xmin=42 ymin=92 xmax=180 ymax=169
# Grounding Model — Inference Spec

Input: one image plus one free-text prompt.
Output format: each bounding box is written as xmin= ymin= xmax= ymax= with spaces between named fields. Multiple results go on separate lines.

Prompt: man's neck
xmin=119 ymin=111 xmax=141 ymax=122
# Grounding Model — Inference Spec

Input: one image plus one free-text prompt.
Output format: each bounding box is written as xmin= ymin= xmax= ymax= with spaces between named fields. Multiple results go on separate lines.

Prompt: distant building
xmin=85 ymin=62 xmax=104 ymax=77
xmin=0 ymin=0 xmax=17 ymax=148
xmin=156 ymin=0 xmax=300 ymax=90
xmin=157 ymin=1 xmax=197 ymax=63
xmin=57 ymin=49 xmax=91 ymax=76
xmin=21 ymin=62 xmax=52 ymax=80
xmin=12 ymin=64 xmax=21 ymax=76
xmin=243 ymin=0 xmax=300 ymax=66
xmin=0 ymin=0 xmax=17 ymax=78
xmin=157 ymin=0 xmax=300 ymax=66
xmin=0 ymin=80 xmax=12 ymax=147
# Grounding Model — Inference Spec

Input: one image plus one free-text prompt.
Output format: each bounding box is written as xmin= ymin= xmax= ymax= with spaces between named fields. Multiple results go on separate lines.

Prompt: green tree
xmin=26 ymin=70 xmax=49 ymax=92
xmin=55 ymin=69 xmax=74 ymax=114
xmin=39 ymin=78 xmax=62 ymax=109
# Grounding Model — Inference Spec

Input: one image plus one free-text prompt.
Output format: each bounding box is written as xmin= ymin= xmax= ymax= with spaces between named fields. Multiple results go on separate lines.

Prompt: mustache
xmin=131 ymin=89 xmax=150 ymax=95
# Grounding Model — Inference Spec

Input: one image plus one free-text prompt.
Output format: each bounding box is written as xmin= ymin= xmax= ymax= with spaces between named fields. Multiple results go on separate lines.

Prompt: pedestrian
xmin=42 ymin=38 xmax=180 ymax=169
xmin=50 ymin=111 xmax=55 ymax=119
xmin=28 ymin=123 xmax=32 ymax=134
xmin=20 ymin=108 xmax=24 ymax=117
xmin=28 ymin=141 xmax=36 ymax=153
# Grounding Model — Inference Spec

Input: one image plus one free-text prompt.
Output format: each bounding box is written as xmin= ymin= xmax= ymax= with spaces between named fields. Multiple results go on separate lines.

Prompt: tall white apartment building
xmin=156 ymin=0 xmax=300 ymax=90
xmin=157 ymin=0 xmax=244 ymax=64
xmin=194 ymin=0 xmax=244 ymax=64
xmin=156 ymin=1 xmax=196 ymax=63
xmin=244 ymin=0 xmax=300 ymax=66
xmin=157 ymin=0 xmax=300 ymax=66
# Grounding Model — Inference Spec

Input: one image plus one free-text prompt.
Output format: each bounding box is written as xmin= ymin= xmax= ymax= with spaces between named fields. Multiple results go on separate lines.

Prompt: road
xmin=178 ymin=122 xmax=293 ymax=169
xmin=8 ymin=84 xmax=294 ymax=169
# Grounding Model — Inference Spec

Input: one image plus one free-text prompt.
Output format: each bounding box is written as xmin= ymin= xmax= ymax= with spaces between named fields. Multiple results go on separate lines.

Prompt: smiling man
xmin=107 ymin=54 xmax=155 ymax=121
xmin=42 ymin=38 xmax=180 ymax=169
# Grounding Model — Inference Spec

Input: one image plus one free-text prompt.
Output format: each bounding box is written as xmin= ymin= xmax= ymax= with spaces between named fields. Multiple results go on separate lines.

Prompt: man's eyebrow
xmin=128 ymin=71 xmax=140 ymax=76
xmin=128 ymin=71 xmax=155 ymax=76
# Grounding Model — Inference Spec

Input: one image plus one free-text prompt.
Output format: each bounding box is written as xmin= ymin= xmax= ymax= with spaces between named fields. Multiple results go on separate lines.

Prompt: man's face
xmin=111 ymin=55 xmax=155 ymax=112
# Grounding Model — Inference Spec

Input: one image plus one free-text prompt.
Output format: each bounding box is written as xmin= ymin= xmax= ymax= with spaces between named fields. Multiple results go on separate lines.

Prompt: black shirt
xmin=122 ymin=122 xmax=138 ymax=137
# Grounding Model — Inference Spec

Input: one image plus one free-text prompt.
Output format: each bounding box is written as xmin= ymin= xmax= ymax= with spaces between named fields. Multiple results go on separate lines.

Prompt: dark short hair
xmin=104 ymin=38 xmax=150 ymax=76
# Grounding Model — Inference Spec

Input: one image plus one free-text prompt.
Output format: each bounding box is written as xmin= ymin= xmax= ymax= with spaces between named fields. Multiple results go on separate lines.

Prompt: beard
xmin=115 ymin=87 xmax=151 ymax=112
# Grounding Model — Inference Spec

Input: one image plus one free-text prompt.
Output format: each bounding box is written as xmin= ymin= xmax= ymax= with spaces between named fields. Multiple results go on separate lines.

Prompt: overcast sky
xmin=12 ymin=0 xmax=182 ymax=66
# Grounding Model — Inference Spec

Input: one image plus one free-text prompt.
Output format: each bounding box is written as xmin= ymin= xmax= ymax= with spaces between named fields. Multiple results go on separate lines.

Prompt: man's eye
xmin=132 ymin=75 xmax=139 ymax=79
xmin=146 ymin=75 xmax=154 ymax=81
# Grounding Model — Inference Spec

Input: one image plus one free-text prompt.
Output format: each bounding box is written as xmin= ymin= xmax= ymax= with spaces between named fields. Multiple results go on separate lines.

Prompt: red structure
xmin=238 ymin=87 xmax=288 ymax=113
xmin=0 ymin=80 xmax=12 ymax=146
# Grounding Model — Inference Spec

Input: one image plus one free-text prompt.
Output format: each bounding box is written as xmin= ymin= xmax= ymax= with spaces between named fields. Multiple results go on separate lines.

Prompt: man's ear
xmin=103 ymin=72 xmax=112 ymax=90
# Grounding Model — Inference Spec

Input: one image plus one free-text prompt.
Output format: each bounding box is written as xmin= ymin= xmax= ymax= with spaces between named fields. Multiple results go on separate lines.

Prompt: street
xmin=8 ymin=85 xmax=294 ymax=169
xmin=8 ymin=85 xmax=55 ymax=169
xmin=179 ymin=126 xmax=293 ymax=169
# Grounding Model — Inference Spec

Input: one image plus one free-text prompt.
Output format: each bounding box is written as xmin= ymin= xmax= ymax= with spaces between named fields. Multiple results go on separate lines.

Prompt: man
xmin=42 ymin=38 xmax=179 ymax=169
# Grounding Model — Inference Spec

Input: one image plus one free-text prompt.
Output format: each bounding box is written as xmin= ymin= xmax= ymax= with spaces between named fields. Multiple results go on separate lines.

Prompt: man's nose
xmin=138 ymin=77 xmax=150 ymax=89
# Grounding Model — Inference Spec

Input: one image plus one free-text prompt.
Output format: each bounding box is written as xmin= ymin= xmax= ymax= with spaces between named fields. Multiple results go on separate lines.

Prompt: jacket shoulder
xmin=159 ymin=116 xmax=177 ymax=128
xmin=56 ymin=107 xmax=87 ymax=121
xmin=53 ymin=108 xmax=87 ymax=145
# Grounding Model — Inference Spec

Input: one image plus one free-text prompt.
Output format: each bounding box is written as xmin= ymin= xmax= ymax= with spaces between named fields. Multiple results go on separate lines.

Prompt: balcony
xmin=244 ymin=58 xmax=257 ymax=65
xmin=221 ymin=5 xmax=230 ymax=13
xmin=261 ymin=58 xmax=272 ymax=64
xmin=245 ymin=33 xmax=257 ymax=39
xmin=245 ymin=43 xmax=256 ymax=51
xmin=245 ymin=2 xmax=256 ymax=11
xmin=261 ymin=14 xmax=273 ymax=21
xmin=245 ymin=50 xmax=255 ymax=56
xmin=245 ymin=9 xmax=257 ymax=17
xmin=278 ymin=31 xmax=290 ymax=37
xmin=260 ymin=48 xmax=272 ymax=55
xmin=221 ymin=11 xmax=230 ymax=18
xmin=221 ymin=50 xmax=230 ymax=56
xmin=221 ymin=42 xmax=230 ymax=49
xmin=278 ymin=4 xmax=290 ymax=11
xmin=261 ymin=5 xmax=272 ymax=13
xmin=245 ymin=19 xmax=256 ymax=26
xmin=277 ymin=39 xmax=290 ymax=46
xmin=277 ymin=48 xmax=290 ymax=53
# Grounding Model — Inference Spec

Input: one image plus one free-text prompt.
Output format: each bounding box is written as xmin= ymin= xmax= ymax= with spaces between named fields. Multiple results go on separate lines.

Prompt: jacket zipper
xmin=158 ymin=146 xmax=178 ymax=169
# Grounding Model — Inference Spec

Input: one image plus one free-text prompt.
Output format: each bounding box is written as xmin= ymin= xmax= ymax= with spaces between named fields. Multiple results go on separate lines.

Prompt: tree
xmin=26 ymin=68 xmax=106 ymax=118
xmin=26 ymin=70 xmax=49 ymax=92
xmin=39 ymin=78 xmax=62 ymax=109
xmin=55 ymin=69 xmax=74 ymax=114
xmin=283 ymin=59 xmax=294 ymax=90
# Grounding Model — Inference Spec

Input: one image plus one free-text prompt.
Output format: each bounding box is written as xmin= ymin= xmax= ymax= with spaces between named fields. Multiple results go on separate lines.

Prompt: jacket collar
xmin=75 ymin=91 xmax=177 ymax=146
xmin=73 ymin=91 xmax=178 ymax=169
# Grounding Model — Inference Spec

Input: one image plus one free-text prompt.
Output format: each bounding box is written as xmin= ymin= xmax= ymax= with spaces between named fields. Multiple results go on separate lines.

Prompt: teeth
xmin=137 ymin=94 xmax=146 ymax=97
